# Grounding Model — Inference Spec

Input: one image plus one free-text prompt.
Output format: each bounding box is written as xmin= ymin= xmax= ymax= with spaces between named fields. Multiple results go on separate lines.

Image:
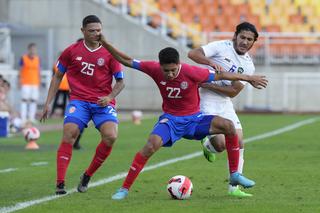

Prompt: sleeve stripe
xmin=207 ymin=72 xmax=215 ymax=82
xmin=113 ymin=71 xmax=124 ymax=79
xmin=57 ymin=61 xmax=67 ymax=73
xmin=132 ymin=59 xmax=141 ymax=70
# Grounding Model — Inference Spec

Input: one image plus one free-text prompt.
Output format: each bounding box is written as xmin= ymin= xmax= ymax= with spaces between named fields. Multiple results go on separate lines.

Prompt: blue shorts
xmin=64 ymin=100 xmax=118 ymax=132
xmin=151 ymin=112 xmax=214 ymax=147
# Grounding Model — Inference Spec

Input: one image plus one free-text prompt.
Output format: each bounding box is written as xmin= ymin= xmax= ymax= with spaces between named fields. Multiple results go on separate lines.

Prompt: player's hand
xmin=98 ymin=34 xmax=107 ymax=45
xmin=209 ymin=62 xmax=224 ymax=72
xmin=97 ymin=96 xmax=112 ymax=107
xmin=248 ymin=75 xmax=268 ymax=89
xmin=39 ymin=105 xmax=50 ymax=123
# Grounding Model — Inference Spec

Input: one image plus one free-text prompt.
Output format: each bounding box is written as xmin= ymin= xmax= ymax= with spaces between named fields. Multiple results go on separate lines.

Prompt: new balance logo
xmin=160 ymin=81 xmax=166 ymax=85
xmin=130 ymin=166 xmax=136 ymax=171
xmin=76 ymin=56 xmax=82 ymax=61
xmin=60 ymin=156 xmax=69 ymax=160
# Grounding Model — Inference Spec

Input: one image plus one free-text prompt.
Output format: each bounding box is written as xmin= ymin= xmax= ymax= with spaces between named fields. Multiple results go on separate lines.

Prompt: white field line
xmin=0 ymin=168 xmax=18 ymax=174
xmin=30 ymin=162 xmax=48 ymax=166
xmin=0 ymin=162 xmax=49 ymax=175
xmin=0 ymin=117 xmax=318 ymax=213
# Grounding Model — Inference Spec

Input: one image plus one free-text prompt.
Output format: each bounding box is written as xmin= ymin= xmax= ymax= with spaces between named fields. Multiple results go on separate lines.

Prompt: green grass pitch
xmin=0 ymin=114 xmax=319 ymax=213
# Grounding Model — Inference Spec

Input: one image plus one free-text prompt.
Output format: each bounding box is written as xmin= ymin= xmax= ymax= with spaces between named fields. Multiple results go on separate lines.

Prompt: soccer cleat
xmin=228 ymin=187 xmax=253 ymax=197
xmin=111 ymin=188 xmax=129 ymax=200
xmin=77 ymin=172 xmax=91 ymax=193
xmin=73 ymin=143 xmax=81 ymax=150
xmin=56 ymin=182 xmax=67 ymax=195
xmin=229 ymin=172 xmax=255 ymax=188
xmin=201 ymin=138 xmax=216 ymax=162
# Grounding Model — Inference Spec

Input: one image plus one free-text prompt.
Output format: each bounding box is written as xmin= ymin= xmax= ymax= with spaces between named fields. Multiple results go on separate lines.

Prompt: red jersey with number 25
xmin=57 ymin=41 xmax=122 ymax=105
xmin=133 ymin=60 xmax=210 ymax=116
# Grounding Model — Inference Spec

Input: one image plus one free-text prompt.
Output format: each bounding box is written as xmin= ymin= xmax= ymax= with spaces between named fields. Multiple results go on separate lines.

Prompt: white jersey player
xmin=188 ymin=22 xmax=259 ymax=198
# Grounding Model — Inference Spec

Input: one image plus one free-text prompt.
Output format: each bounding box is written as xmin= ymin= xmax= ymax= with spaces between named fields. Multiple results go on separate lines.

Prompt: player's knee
xmin=211 ymin=138 xmax=225 ymax=152
xmin=222 ymin=119 xmax=236 ymax=136
xmin=62 ymin=133 xmax=78 ymax=144
xmin=143 ymin=135 xmax=161 ymax=157
xmin=102 ymin=133 xmax=117 ymax=146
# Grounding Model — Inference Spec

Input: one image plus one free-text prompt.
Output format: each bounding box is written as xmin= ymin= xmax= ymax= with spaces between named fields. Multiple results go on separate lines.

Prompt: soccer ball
xmin=167 ymin=175 xmax=193 ymax=200
xmin=23 ymin=127 xmax=40 ymax=142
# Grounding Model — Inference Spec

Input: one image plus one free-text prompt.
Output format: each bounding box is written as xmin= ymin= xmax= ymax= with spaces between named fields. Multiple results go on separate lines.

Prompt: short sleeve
xmin=56 ymin=47 xmax=71 ymax=73
xmin=201 ymin=41 xmax=220 ymax=58
xmin=188 ymin=65 xmax=211 ymax=83
xmin=132 ymin=60 xmax=159 ymax=78
xmin=109 ymin=56 xmax=123 ymax=74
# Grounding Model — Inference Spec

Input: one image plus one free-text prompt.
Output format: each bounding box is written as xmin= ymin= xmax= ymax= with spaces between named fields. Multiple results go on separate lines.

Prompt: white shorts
xmin=21 ymin=85 xmax=39 ymax=101
xmin=200 ymin=99 xmax=242 ymax=129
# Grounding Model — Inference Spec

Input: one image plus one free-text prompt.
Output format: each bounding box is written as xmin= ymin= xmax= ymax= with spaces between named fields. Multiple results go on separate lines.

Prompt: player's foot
xmin=228 ymin=187 xmax=253 ymax=197
xmin=230 ymin=172 xmax=255 ymax=188
xmin=55 ymin=182 xmax=67 ymax=195
xmin=201 ymin=137 xmax=215 ymax=162
xmin=111 ymin=188 xmax=129 ymax=200
xmin=73 ymin=143 xmax=81 ymax=150
xmin=77 ymin=172 xmax=91 ymax=193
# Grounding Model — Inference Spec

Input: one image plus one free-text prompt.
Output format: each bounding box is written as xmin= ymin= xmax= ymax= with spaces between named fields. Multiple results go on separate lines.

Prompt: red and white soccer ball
xmin=23 ymin=127 xmax=40 ymax=142
xmin=167 ymin=175 xmax=193 ymax=200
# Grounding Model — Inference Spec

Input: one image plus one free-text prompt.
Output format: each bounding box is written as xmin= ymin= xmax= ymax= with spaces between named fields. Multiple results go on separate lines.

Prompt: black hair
xmin=82 ymin=15 xmax=101 ymax=28
xmin=235 ymin=22 xmax=259 ymax=41
xmin=3 ymin=79 xmax=10 ymax=88
xmin=158 ymin=47 xmax=180 ymax=65
xmin=28 ymin=43 xmax=36 ymax=49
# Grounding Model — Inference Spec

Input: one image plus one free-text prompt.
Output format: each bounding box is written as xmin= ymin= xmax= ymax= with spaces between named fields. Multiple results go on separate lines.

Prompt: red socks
xmin=225 ymin=134 xmax=240 ymax=174
xmin=56 ymin=142 xmax=73 ymax=184
xmin=122 ymin=152 xmax=148 ymax=190
xmin=86 ymin=141 xmax=113 ymax=176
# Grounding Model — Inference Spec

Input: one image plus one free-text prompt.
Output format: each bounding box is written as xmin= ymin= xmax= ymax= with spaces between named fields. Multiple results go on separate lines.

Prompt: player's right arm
xmin=188 ymin=47 xmax=223 ymax=71
xmin=99 ymin=34 xmax=134 ymax=68
xmin=40 ymin=67 xmax=64 ymax=122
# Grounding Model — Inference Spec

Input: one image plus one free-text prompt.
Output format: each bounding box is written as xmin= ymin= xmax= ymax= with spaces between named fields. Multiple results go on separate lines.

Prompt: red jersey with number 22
xmin=134 ymin=60 xmax=210 ymax=116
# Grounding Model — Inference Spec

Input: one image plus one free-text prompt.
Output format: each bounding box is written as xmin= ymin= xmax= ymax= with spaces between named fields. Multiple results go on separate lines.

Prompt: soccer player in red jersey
xmin=40 ymin=15 xmax=125 ymax=195
xmin=99 ymin=35 xmax=267 ymax=200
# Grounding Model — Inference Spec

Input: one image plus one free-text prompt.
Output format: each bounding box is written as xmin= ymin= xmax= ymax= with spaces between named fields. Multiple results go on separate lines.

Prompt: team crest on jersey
xmin=180 ymin=81 xmax=188 ymax=90
xmin=97 ymin=58 xmax=105 ymax=66
xmin=76 ymin=56 xmax=82 ymax=61
xmin=69 ymin=106 xmax=76 ymax=113
xmin=237 ymin=67 xmax=244 ymax=74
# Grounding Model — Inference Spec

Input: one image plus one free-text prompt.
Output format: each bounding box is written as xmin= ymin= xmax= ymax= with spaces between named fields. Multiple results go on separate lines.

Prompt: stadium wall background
xmin=0 ymin=0 xmax=319 ymax=113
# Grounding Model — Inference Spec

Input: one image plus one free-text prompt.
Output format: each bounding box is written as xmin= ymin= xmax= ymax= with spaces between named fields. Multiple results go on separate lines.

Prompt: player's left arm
xmin=97 ymin=77 xmax=125 ymax=107
xmin=201 ymin=81 xmax=245 ymax=98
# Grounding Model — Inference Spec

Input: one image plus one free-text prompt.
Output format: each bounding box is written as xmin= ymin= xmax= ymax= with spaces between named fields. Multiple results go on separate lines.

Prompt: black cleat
xmin=77 ymin=172 xmax=91 ymax=193
xmin=73 ymin=144 xmax=81 ymax=150
xmin=56 ymin=182 xmax=67 ymax=195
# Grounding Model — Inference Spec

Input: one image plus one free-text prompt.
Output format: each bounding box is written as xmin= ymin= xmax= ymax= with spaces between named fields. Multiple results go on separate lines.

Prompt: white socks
xmin=29 ymin=101 xmax=37 ymax=122
xmin=203 ymin=136 xmax=218 ymax=153
xmin=21 ymin=101 xmax=37 ymax=123
xmin=21 ymin=101 xmax=27 ymax=123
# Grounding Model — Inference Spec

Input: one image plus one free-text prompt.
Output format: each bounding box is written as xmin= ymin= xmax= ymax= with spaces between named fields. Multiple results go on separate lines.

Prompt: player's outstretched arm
xmin=188 ymin=47 xmax=223 ymax=71
xmin=39 ymin=71 xmax=64 ymax=122
xmin=215 ymin=71 xmax=268 ymax=89
xmin=99 ymin=34 xmax=134 ymax=68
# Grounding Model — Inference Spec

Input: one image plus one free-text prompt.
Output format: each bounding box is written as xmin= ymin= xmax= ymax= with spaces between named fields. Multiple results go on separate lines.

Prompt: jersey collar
xmin=83 ymin=40 xmax=102 ymax=52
